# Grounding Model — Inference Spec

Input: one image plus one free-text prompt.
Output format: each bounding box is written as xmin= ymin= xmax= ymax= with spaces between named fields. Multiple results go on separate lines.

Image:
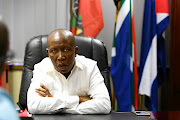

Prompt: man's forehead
xmin=54 ymin=32 xmax=60 ymax=40
xmin=61 ymin=30 xmax=73 ymax=38
xmin=47 ymin=30 xmax=75 ymax=47
xmin=50 ymin=30 xmax=73 ymax=38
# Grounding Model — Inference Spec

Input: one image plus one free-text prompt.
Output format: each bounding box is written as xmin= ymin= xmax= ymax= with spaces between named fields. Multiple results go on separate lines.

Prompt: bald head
xmin=47 ymin=29 xmax=75 ymax=48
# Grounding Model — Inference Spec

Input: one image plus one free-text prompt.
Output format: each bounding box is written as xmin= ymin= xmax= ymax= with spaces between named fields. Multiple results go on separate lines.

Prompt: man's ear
xmin=75 ymin=46 xmax=78 ymax=56
xmin=46 ymin=48 xmax=49 ymax=56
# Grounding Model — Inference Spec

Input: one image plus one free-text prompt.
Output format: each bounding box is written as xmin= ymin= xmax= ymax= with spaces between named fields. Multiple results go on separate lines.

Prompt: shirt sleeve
xmin=27 ymin=64 xmax=79 ymax=114
xmin=65 ymin=64 xmax=111 ymax=114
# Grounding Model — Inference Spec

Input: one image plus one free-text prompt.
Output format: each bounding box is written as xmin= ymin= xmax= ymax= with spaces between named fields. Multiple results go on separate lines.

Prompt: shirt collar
xmin=75 ymin=55 xmax=83 ymax=70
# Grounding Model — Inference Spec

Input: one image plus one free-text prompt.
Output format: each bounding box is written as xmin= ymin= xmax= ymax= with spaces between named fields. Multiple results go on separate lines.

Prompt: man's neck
xmin=62 ymin=62 xmax=76 ymax=79
xmin=63 ymin=72 xmax=71 ymax=79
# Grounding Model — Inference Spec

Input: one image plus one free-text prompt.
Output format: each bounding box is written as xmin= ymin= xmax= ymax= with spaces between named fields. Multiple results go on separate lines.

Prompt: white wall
xmin=134 ymin=0 xmax=145 ymax=66
xmin=96 ymin=0 xmax=116 ymax=65
xmin=0 ymin=0 xmax=68 ymax=63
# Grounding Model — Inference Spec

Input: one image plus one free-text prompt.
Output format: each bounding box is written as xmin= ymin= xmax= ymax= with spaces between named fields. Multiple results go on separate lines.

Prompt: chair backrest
xmin=18 ymin=35 xmax=112 ymax=110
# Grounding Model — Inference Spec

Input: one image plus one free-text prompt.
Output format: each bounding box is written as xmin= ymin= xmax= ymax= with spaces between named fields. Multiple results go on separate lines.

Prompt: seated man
xmin=27 ymin=29 xmax=111 ymax=114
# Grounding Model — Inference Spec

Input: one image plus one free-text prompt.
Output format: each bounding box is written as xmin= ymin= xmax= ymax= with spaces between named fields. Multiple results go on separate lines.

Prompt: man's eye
xmin=51 ymin=49 xmax=57 ymax=53
xmin=64 ymin=48 xmax=69 ymax=52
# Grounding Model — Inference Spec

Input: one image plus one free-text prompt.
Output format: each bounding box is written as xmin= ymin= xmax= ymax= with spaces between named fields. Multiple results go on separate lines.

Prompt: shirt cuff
xmin=65 ymin=95 xmax=79 ymax=109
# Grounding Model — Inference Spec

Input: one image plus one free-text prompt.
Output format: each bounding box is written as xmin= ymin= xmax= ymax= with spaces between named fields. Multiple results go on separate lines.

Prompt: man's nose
xmin=57 ymin=51 xmax=65 ymax=61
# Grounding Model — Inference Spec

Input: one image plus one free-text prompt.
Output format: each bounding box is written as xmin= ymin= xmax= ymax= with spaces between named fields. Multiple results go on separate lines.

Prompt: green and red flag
xmin=71 ymin=0 xmax=104 ymax=38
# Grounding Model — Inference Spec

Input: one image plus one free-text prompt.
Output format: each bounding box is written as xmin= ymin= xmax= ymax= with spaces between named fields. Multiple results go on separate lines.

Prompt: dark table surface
xmin=31 ymin=111 xmax=153 ymax=120
xmin=21 ymin=111 xmax=180 ymax=120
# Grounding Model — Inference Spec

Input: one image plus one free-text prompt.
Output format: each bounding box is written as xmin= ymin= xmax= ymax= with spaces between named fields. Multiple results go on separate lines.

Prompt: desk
xmin=31 ymin=112 xmax=152 ymax=120
xmin=21 ymin=111 xmax=180 ymax=120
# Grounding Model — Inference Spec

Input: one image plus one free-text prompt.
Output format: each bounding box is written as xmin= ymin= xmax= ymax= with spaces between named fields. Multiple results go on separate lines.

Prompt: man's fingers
xmin=40 ymin=84 xmax=51 ymax=95
xmin=35 ymin=90 xmax=46 ymax=97
xmin=40 ymin=84 xmax=48 ymax=90
xmin=38 ymin=93 xmax=46 ymax=97
xmin=35 ymin=84 xmax=52 ymax=97
xmin=36 ymin=88 xmax=46 ymax=93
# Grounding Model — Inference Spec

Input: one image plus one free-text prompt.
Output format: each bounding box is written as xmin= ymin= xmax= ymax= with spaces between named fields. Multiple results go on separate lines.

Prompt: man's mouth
xmin=57 ymin=64 xmax=67 ymax=69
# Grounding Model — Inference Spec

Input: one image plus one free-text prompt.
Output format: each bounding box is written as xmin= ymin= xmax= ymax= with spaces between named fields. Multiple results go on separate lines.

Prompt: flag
xmin=138 ymin=0 xmax=169 ymax=111
xmin=111 ymin=0 xmax=138 ymax=112
xmin=71 ymin=0 xmax=104 ymax=38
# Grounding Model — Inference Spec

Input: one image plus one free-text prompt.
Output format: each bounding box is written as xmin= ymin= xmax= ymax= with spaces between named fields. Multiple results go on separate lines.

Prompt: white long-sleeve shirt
xmin=27 ymin=55 xmax=111 ymax=114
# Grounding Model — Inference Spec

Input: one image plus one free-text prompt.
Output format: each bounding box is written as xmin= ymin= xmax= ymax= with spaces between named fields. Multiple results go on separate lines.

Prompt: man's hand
xmin=35 ymin=84 xmax=52 ymax=97
xmin=79 ymin=96 xmax=91 ymax=103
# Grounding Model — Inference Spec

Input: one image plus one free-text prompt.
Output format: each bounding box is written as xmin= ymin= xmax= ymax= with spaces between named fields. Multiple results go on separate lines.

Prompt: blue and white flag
xmin=138 ymin=0 xmax=169 ymax=111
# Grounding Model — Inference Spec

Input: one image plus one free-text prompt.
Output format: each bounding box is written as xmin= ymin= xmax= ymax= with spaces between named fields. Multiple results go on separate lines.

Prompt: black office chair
xmin=18 ymin=35 xmax=112 ymax=110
